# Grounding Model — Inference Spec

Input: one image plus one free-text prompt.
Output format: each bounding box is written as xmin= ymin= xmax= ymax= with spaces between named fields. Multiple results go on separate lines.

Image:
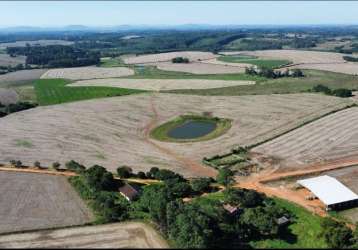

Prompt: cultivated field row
xmin=123 ymin=51 xmax=217 ymax=64
xmin=0 ymin=172 xmax=93 ymax=234
xmin=40 ymin=66 xmax=135 ymax=80
xmin=71 ymin=78 xmax=255 ymax=91
xmin=253 ymin=107 xmax=358 ymax=168
xmin=0 ymin=222 xmax=168 ymax=248
xmin=220 ymin=49 xmax=358 ymax=75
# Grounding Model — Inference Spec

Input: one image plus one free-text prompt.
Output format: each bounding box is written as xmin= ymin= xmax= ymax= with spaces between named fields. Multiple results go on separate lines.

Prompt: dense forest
xmin=6 ymin=45 xmax=100 ymax=68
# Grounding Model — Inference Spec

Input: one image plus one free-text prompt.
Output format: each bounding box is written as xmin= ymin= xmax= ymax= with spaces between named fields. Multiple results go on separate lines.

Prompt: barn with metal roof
xmin=297 ymin=175 xmax=358 ymax=211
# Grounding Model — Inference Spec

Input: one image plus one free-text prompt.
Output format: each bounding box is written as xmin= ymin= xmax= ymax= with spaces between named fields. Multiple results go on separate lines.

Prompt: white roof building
xmin=297 ymin=175 xmax=358 ymax=207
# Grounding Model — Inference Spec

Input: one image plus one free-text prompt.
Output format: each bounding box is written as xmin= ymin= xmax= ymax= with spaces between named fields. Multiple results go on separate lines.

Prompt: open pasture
xmin=40 ymin=66 xmax=134 ymax=80
xmin=0 ymin=222 xmax=168 ymax=248
xmin=253 ymin=107 xmax=358 ymax=169
xmin=71 ymin=78 xmax=255 ymax=91
xmin=122 ymin=51 xmax=216 ymax=64
xmin=0 ymin=93 xmax=351 ymax=177
xmin=0 ymin=172 xmax=93 ymax=234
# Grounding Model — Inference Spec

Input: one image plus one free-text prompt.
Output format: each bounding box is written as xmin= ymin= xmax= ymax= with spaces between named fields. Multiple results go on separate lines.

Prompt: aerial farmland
xmin=0 ymin=11 xmax=358 ymax=249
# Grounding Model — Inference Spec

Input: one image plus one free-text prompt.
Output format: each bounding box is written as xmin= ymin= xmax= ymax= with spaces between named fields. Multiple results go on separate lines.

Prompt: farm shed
xmin=118 ymin=183 xmax=140 ymax=202
xmin=297 ymin=175 xmax=358 ymax=211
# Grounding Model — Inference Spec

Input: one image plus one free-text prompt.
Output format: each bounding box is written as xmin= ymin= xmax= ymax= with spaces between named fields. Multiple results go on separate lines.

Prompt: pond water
xmin=167 ymin=120 xmax=217 ymax=139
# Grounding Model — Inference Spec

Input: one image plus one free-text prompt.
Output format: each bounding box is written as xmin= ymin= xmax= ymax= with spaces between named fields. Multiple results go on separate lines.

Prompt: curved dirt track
xmin=0 ymin=222 xmax=168 ymax=248
xmin=0 ymin=93 xmax=351 ymax=177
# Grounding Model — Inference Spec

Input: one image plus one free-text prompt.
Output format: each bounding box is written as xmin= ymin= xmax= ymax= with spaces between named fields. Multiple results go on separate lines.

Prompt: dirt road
xmin=236 ymin=156 xmax=358 ymax=216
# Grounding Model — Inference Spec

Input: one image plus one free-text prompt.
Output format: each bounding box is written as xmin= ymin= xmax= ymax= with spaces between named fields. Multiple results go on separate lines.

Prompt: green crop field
xmin=34 ymin=79 xmax=146 ymax=105
xmin=165 ymin=70 xmax=358 ymax=96
xmin=218 ymin=55 xmax=291 ymax=69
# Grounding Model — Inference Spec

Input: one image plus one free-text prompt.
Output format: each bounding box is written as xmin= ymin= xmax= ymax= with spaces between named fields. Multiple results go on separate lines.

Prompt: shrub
xmin=65 ymin=160 xmax=86 ymax=173
xmin=312 ymin=84 xmax=332 ymax=95
xmin=52 ymin=162 xmax=61 ymax=170
xmin=172 ymin=57 xmax=189 ymax=63
xmin=34 ymin=161 xmax=41 ymax=169
xmin=332 ymin=88 xmax=352 ymax=98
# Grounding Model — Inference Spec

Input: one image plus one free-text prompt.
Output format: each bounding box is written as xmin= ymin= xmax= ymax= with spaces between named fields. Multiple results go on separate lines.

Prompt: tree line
xmin=0 ymin=101 xmax=37 ymax=118
xmin=6 ymin=45 xmax=100 ymax=68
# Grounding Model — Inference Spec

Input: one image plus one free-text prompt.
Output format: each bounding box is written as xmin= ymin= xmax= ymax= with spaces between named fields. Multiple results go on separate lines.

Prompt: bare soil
xmin=0 ymin=88 xmax=18 ymax=104
xmin=40 ymin=66 xmax=134 ymax=80
xmin=0 ymin=69 xmax=47 ymax=86
xmin=0 ymin=172 xmax=93 ymax=234
xmin=71 ymin=78 xmax=255 ymax=91
xmin=0 ymin=93 xmax=351 ymax=177
xmin=150 ymin=61 xmax=246 ymax=74
xmin=253 ymin=107 xmax=358 ymax=169
xmin=123 ymin=51 xmax=217 ymax=64
xmin=0 ymin=222 xmax=168 ymax=248
xmin=0 ymin=54 xmax=26 ymax=67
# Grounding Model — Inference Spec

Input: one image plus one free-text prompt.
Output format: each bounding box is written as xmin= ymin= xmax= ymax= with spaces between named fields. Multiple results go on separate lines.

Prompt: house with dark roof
xmin=118 ymin=183 xmax=140 ymax=202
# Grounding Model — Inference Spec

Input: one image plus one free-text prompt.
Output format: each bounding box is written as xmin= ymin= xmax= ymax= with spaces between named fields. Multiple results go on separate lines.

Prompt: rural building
xmin=223 ymin=204 xmax=241 ymax=215
xmin=297 ymin=175 xmax=358 ymax=211
xmin=118 ymin=183 xmax=140 ymax=202
xmin=276 ymin=216 xmax=290 ymax=226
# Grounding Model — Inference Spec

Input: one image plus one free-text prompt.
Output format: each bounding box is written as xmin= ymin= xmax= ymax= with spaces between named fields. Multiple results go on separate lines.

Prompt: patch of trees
xmin=320 ymin=218 xmax=358 ymax=248
xmin=0 ymin=101 xmax=37 ymax=118
xmin=245 ymin=66 xmax=304 ymax=79
xmin=0 ymin=63 xmax=38 ymax=75
xmin=343 ymin=56 xmax=358 ymax=62
xmin=68 ymin=163 xmax=130 ymax=223
xmin=133 ymin=167 xmax=292 ymax=248
xmin=312 ymin=84 xmax=353 ymax=98
xmin=171 ymin=57 xmax=189 ymax=63
xmin=6 ymin=45 xmax=100 ymax=68
xmin=235 ymin=38 xmax=283 ymax=51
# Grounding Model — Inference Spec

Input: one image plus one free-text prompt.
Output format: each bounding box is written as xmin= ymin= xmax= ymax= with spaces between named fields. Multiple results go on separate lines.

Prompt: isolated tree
xmin=34 ymin=161 xmax=41 ymax=169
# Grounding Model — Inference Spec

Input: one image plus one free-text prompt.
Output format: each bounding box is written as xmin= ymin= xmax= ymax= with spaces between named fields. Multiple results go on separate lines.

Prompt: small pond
xmin=167 ymin=120 xmax=217 ymax=139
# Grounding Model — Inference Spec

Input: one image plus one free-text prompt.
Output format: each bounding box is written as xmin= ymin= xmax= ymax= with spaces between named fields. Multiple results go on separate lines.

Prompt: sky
xmin=0 ymin=1 xmax=358 ymax=27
